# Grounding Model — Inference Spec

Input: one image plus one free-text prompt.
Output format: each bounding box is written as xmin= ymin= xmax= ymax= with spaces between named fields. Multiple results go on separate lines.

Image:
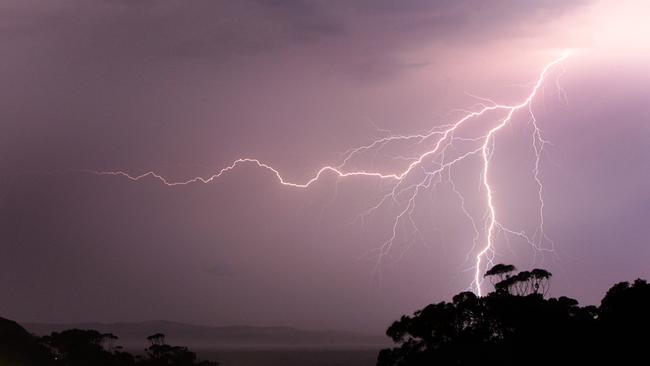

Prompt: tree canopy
xmin=0 ymin=322 xmax=218 ymax=366
xmin=378 ymin=265 xmax=650 ymax=365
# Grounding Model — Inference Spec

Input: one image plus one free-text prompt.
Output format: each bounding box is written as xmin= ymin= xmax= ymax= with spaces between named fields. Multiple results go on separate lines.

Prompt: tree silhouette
xmin=42 ymin=329 xmax=122 ymax=366
xmin=490 ymin=265 xmax=552 ymax=296
xmin=146 ymin=333 xmax=166 ymax=346
xmin=598 ymin=278 xmax=650 ymax=362
xmin=484 ymin=264 xmax=517 ymax=286
xmin=3 ymin=272 xmax=650 ymax=366
xmin=378 ymin=269 xmax=649 ymax=366
xmin=141 ymin=333 xmax=218 ymax=366
xmin=0 ymin=323 xmax=218 ymax=366
xmin=530 ymin=268 xmax=552 ymax=295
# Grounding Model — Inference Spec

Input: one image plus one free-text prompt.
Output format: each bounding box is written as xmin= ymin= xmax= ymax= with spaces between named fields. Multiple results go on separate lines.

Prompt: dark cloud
xmin=0 ymin=0 xmax=591 ymax=70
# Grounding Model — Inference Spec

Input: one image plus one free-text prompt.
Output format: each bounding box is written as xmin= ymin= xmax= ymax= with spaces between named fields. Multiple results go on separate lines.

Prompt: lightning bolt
xmin=71 ymin=51 xmax=569 ymax=296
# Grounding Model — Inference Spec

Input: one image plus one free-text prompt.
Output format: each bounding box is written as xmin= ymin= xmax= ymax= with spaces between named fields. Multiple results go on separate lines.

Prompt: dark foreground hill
xmin=0 ymin=317 xmax=53 ymax=365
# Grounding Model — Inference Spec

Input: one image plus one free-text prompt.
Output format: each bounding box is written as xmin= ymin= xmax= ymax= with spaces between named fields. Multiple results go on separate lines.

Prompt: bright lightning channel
xmin=75 ymin=51 xmax=569 ymax=296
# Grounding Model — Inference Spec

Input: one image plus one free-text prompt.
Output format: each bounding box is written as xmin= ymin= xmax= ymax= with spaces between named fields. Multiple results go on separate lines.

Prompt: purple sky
xmin=1 ymin=1 xmax=649 ymax=333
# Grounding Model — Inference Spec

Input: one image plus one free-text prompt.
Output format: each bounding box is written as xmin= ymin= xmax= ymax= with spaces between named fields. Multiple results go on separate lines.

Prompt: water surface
xmin=198 ymin=348 xmax=380 ymax=366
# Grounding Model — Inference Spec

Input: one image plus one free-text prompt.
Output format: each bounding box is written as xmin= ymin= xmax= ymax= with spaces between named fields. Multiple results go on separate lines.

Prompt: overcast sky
xmin=1 ymin=0 xmax=649 ymax=333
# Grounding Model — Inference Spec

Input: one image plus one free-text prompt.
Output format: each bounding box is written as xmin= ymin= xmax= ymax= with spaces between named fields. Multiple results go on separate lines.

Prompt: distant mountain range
xmin=24 ymin=321 xmax=390 ymax=350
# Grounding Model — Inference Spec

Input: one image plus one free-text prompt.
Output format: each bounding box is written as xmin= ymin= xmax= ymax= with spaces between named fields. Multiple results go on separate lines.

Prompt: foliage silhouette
xmin=3 ymin=268 xmax=650 ymax=366
xmin=0 ymin=322 xmax=218 ymax=366
xmin=146 ymin=333 xmax=166 ymax=346
xmin=378 ymin=265 xmax=650 ymax=365
xmin=484 ymin=264 xmax=516 ymax=283
xmin=42 ymin=329 xmax=128 ymax=366
xmin=141 ymin=333 xmax=217 ymax=366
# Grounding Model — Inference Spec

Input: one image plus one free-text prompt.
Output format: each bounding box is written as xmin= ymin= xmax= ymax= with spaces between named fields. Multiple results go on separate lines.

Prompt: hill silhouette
xmin=0 ymin=317 xmax=53 ymax=365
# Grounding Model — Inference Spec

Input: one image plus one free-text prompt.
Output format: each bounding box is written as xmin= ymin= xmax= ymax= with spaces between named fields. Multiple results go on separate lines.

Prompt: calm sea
xmin=197 ymin=348 xmax=380 ymax=366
